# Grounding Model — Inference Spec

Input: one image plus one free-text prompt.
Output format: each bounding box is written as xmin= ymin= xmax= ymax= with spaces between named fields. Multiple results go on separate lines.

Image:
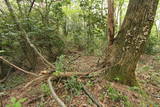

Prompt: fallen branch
xmin=24 ymin=67 xmax=105 ymax=89
xmin=82 ymin=86 xmax=102 ymax=107
xmin=48 ymin=77 xmax=67 ymax=107
xmin=23 ymin=75 xmax=46 ymax=88
xmin=23 ymin=71 xmax=93 ymax=90
xmin=0 ymin=56 xmax=38 ymax=77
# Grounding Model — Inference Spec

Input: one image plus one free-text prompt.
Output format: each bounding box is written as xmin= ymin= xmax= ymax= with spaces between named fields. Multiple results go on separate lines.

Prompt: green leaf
xmin=11 ymin=97 xmax=17 ymax=103
xmin=18 ymin=98 xmax=26 ymax=103
xmin=14 ymin=102 xmax=21 ymax=107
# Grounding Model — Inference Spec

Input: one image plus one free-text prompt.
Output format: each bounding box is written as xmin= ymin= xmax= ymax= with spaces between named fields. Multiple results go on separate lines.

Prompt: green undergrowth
xmin=105 ymin=85 xmax=133 ymax=107
xmin=6 ymin=97 xmax=26 ymax=107
xmin=0 ymin=73 xmax=26 ymax=91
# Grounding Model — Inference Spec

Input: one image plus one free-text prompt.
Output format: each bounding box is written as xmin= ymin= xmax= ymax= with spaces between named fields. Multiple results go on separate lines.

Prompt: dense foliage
xmin=0 ymin=0 xmax=160 ymax=72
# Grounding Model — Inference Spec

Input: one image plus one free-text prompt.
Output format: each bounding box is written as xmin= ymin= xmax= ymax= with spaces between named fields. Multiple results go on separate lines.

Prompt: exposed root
xmin=48 ymin=77 xmax=67 ymax=107
xmin=24 ymin=66 xmax=105 ymax=89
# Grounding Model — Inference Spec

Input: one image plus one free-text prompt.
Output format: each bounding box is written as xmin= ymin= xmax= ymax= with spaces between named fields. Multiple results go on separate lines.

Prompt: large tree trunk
xmin=103 ymin=0 xmax=159 ymax=86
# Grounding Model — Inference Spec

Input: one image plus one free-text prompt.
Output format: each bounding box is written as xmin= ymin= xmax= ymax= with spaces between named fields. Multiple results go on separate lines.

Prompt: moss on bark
xmin=103 ymin=0 xmax=159 ymax=86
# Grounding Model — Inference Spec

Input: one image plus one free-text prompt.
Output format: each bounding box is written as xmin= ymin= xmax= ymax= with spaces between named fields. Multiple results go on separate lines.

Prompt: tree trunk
xmin=103 ymin=0 xmax=159 ymax=86
xmin=107 ymin=0 xmax=115 ymax=45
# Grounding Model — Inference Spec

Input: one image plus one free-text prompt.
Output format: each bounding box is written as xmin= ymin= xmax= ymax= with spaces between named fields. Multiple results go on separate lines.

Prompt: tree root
xmin=23 ymin=69 xmax=104 ymax=107
xmin=48 ymin=76 xmax=67 ymax=107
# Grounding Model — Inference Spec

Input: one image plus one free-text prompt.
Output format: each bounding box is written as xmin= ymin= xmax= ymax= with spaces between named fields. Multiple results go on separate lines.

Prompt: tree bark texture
xmin=104 ymin=0 xmax=159 ymax=86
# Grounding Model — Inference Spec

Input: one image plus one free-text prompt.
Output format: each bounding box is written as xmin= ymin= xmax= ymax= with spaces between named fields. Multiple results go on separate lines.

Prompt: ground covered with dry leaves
xmin=0 ymin=52 xmax=160 ymax=107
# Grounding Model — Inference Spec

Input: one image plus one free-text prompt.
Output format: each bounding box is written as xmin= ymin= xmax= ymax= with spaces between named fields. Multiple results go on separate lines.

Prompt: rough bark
xmin=103 ymin=0 xmax=159 ymax=86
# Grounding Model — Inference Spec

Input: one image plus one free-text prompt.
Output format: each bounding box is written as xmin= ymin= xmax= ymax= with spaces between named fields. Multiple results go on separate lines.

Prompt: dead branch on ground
xmin=48 ymin=76 xmax=67 ymax=107
xmin=23 ymin=75 xmax=47 ymax=88
xmin=24 ymin=66 xmax=105 ymax=89
xmin=0 ymin=56 xmax=38 ymax=77
xmin=82 ymin=86 xmax=102 ymax=107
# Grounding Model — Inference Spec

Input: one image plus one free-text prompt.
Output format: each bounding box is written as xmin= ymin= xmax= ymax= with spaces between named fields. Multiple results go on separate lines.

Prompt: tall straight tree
xmin=107 ymin=0 xmax=115 ymax=45
xmin=103 ymin=0 xmax=159 ymax=86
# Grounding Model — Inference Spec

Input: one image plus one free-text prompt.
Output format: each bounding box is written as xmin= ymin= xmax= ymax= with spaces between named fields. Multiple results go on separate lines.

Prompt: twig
xmin=152 ymin=94 xmax=160 ymax=99
xmin=82 ymin=86 xmax=102 ymax=107
xmin=28 ymin=0 xmax=36 ymax=15
xmin=25 ymin=33 xmax=55 ymax=69
xmin=23 ymin=75 xmax=46 ymax=88
xmin=25 ymin=94 xmax=45 ymax=104
xmin=0 ymin=56 xmax=38 ymax=77
xmin=48 ymin=77 xmax=67 ymax=107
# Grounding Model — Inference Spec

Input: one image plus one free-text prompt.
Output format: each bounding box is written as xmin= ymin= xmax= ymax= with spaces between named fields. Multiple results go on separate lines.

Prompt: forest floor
xmin=0 ymin=52 xmax=160 ymax=107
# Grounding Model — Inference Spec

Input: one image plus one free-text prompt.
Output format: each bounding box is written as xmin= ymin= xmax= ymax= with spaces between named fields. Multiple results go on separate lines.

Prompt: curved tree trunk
xmin=104 ymin=0 xmax=159 ymax=86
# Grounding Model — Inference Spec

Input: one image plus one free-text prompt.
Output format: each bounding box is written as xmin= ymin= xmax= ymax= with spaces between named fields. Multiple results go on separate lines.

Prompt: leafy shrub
xmin=107 ymin=87 xmax=128 ymax=102
xmin=64 ymin=76 xmax=83 ymax=95
xmin=55 ymin=55 xmax=66 ymax=73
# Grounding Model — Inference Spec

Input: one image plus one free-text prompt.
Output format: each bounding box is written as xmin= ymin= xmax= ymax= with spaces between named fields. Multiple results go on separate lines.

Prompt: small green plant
xmin=107 ymin=87 xmax=127 ymax=102
xmin=129 ymin=86 xmax=140 ymax=92
xmin=145 ymin=35 xmax=160 ymax=55
xmin=99 ymin=91 xmax=106 ymax=101
xmin=55 ymin=55 xmax=66 ymax=73
xmin=129 ymin=86 xmax=146 ymax=95
xmin=107 ymin=87 xmax=121 ymax=101
xmin=107 ymin=87 xmax=133 ymax=106
xmin=142 ymin=66 xmax=151 ymax=71
xmin=6 ymin=97 xmax=26 ymax=107
xmin=153 ymin=103 xmax=159 ymax=107
xmin=154 ymin=55 xmax=160 ymax=63
xmin=86 ymin=80 xmax=94 ymax=87
xmin=64 ymin=76 xmax=83 ymax=95
xmin=114 ymin=77 xmax=120 ymax=81
xmin=40 ymin=83 xmax=51 ymax=95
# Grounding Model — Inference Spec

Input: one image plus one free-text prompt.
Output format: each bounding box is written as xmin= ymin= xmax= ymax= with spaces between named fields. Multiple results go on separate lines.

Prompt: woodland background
xmin=0 ymin=0 xmax=160 ymax=107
